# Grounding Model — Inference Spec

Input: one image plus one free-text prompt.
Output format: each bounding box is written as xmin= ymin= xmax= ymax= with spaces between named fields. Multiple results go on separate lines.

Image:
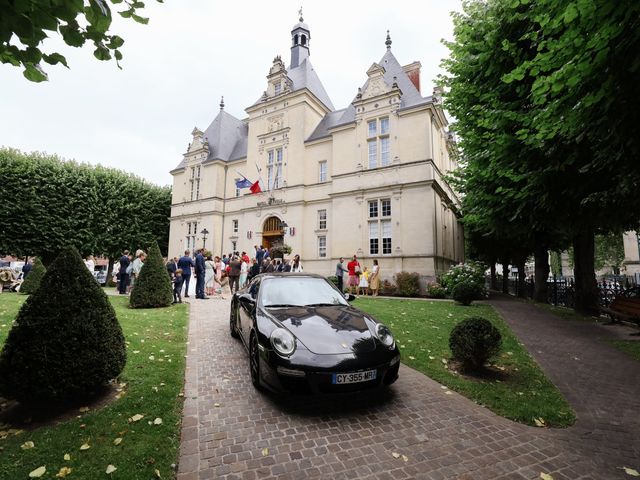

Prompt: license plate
xmin=332 ymin=369 xmax=377 ymax=385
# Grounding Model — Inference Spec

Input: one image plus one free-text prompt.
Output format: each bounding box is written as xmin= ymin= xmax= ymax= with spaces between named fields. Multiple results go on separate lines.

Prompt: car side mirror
xmin=344 ymin=293 xmax=356 ymax=302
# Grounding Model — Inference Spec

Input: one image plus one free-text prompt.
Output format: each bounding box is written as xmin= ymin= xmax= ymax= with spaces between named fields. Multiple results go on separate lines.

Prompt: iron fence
xmin=498 ymin=273 xmax=639 ymax=308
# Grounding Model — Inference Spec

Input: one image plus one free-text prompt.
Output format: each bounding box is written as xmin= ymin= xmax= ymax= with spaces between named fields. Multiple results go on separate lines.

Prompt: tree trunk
xmin=573 ymin=231 xmax=599 ymax=315
xmin=533 ymin=244 xmax=550 ymax=303
xmin=515 ymin=257 xmax=527 ymax=298
xmin=501 ymin=258 xmax=509 ymax=294
xmin=490 ymin=262 xmax=498 ymax=291
xmin=105 ymin=259 xmax=114 ymax=288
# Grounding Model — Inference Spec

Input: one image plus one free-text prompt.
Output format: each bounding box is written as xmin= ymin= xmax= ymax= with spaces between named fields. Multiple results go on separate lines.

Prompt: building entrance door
xmin=261 ymin=216 xmax=284 ymax=250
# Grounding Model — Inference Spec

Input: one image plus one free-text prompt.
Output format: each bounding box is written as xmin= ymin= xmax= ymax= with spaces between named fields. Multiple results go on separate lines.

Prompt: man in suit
xmin=228 ymin=255 xmax=242 ymax=294
xmin=118 ymin=249 xmax=130 ymax=295
xmin=194 ymin=248 xmax=208 ymax=299
xmin=177 ymin=250 xmax=195 ymax=297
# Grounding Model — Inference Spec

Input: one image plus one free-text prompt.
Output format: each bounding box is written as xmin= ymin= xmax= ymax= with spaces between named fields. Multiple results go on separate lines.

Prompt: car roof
xmin=254 ymin=273 xmax=327 ymax=280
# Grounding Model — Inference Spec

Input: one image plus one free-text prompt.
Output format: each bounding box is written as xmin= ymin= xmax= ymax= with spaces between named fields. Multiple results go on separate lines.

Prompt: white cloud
xmin=0 ymin=0 xmax=462 ymax=186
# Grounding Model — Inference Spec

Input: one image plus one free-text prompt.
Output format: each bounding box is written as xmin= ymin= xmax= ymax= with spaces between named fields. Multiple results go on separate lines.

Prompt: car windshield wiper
xmin=305 ymin=302 xmax=340 ymax=307
xmin=264 ymin=303 xmax=301 ymax=308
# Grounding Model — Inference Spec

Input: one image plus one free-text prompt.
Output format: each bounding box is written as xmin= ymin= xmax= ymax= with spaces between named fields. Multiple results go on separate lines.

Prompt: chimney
xmin=402 ymin=61 xmax=422 ymax=93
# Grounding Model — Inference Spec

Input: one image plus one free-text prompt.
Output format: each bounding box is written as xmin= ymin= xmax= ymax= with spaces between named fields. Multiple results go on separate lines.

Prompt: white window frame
xmin=381 ymin=220 xmax=392 ymax=254
xmin=367 ymin=200 xmax=392 ymax=255
xmin=368 ymin=140 xmax=378 ymax=169
xmin=318 ymin=236 xmax=327 ymax=258
xmin=380 ymin=117 xmax=389 ymax=135
xmin=367 ymin=120 xmax=377 ymax=138
xmin=318 ymin=209 xmax=327 ymax=230
xmin=366 ymin=117 xmax=391 ymax=169
xmin=267 ymin=150 xmax=274 ymax=190
xmin=368 ymin=221 xmax=379 ymax=255
xmin=275 ymin=147 xmax=283 ymax=189
xmin=380 ymin=136 xmax=390 ymax=166
xmin=274 ymin=82 xmax=282 ymax=95
xmin=319 ymin=160 xmax=327 ymax=183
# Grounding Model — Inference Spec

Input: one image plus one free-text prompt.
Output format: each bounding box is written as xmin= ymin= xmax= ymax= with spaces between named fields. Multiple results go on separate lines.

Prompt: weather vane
xmin=298 ymin=6 xmax=303 ymax=22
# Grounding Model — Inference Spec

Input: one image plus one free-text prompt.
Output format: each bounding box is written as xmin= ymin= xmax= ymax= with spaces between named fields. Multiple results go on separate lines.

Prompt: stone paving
xmin=176 ymin=295 xmax=640 ymax=480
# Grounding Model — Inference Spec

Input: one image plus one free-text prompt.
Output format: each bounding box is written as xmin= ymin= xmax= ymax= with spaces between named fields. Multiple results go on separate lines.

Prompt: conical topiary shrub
xmin=19 ymin=258 xmax=46 ymax=295
xmin=0 ymin=246 xmax=126 ymax=404
xmin=129 ymin=241 xmax=173 ymax=308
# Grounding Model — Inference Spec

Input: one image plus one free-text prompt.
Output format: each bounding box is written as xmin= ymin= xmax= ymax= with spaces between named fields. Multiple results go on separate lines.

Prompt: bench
xmin=601 ymin=296 xmax=640 ymax=336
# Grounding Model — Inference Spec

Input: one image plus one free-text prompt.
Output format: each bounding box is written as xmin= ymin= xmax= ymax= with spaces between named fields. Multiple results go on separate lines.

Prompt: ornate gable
xmin=362 ymin=63 xmax=390 ymax=99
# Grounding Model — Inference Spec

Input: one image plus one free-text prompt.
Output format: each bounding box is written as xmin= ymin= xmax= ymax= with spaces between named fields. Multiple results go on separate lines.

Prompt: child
xmin=358 ymin=267 xmax=370 ymax=296
xmin=173 ymin=268 xmax=184 ymax=304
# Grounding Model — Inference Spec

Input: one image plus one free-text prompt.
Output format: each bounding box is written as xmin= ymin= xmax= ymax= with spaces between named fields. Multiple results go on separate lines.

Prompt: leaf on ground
xmin=153 ymin=418 xmax=163 ymax=425
xmin=620 ymin=467 xmax=640 ymax=477
xmin=56 ymin=467 xmax=72 ymax=478
xmin=148 ymin=355 xmax=155 ymax=361
xmin=79 ymin=406 xmax=90 ymax=413
xmin=441 ymin=358 xmax=447 ymax=364
xmin=29 ymin=466 xmax=46 ymax=478
xmin=261 ymin=447 xmax=269 ymax=456
xmin=21 ymin=441 xmax=35 ymax=449
xmin=155 ymin=468 xmax=162 ymax=478
xmin=391 ymin=452 xmax=401 ymax=459
xmin=214 ymin=403 xmax=221 ymax=407
xmin=540 ymin=473 xmax=554 ymax=480
xmin=79 ymin=443 xmax=91 ymax=450
xmin=402 ymin=454 xmax=408 ymax=462
xmin=106 ymin=464 xmax=117 ymax=474
xmin=428 ymin=356 xmax=435 ymax=360
xmin=408 ymin=356 xmax=415 ymax=360
xmin=129 ymin=414 xmax=144 ymax=423
xmin=64 ymin=454 xmax=71 ymax=461
xmin=534 ymin=417 xmax=546 ymax=427
xmin=113 ymin=438 xmax=123 ymax=446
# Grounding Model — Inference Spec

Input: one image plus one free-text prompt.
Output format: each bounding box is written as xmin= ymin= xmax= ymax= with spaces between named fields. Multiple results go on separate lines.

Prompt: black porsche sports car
xmin=229 ymin=273 xmax=401 ymax=393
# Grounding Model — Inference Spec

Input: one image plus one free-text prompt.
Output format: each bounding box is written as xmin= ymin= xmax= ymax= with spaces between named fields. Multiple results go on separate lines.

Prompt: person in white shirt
xmin=290 ymin=254 xmax=303 ymax=272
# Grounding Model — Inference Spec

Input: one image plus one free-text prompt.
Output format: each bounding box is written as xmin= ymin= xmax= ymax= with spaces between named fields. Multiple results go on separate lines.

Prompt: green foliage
xmin=129 ymin=242 xmax=173 ymax=309
xmin=0 ymin=247 xmax=126 ymax=404
xmin=0 ymin=0 xmax=163 ymax=81
xmin=18 ymin=258 xmax=46 ymax=295
xmin=0 ymin=148 xmax=171 ymax=263
xmin=394 ymin=271 xmax=421 ymax=297
xmin=426 ymin=282 xmax=447 ymax=299
xmin=550 ymin=251 xmax=563 ymax=277
xmin=449 ymin=317 xmax=502 ymax=372
xmin=594 ymin=233 xmax=625 ymax=273
xmin=439 ymin=261 xmax=486 ymax=294
xmin=381 ymin=279 xmax=397 ymax=296
xmin=452 ymin=281 xmax=485 ymax=306
xmin=269 ymin=244 xmax=293 ymax=259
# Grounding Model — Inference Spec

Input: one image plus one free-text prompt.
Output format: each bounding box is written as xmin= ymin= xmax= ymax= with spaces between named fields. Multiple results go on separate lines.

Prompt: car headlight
xmin=375 ymin=323 xmax=395 ymax=348
xmin=270 ymin=328 xmax=296 ymax=356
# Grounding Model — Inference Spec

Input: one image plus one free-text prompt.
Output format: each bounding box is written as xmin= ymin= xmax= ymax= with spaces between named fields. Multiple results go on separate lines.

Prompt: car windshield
xmin=261 ymin=277 xmax=349 ymax=307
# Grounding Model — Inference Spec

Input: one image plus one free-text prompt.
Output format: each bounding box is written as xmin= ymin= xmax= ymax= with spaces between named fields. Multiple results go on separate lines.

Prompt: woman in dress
xmin=214 ymin=256 xmax=223 ymax=296
xmin=129 ymin=250 xmax=146 ymax=293
xmin=239 ymin=258 xmax=248 ymax=288
xmin=358 ymin=266 xmax=370 ymax=296
xmin=370 ymin=259 xmax=380 ymax=296
xmin=291 ymin=254 xmax=303 ymax=272
xmin=204 ymin=254 xmax=216 ymax=296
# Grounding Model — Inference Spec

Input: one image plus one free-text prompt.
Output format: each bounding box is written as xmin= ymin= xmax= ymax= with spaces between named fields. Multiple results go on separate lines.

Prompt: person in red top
xmin=346 ymin=255 xmax=361 ymax=295
xmin=241 ymin=251 xmax=250 ymax=264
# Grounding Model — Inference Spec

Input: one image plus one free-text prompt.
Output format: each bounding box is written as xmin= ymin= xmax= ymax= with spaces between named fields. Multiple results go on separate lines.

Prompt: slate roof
xmin=202 ymin=110 xmax=247 ymax=162
xmin=306 ymin=48 xmax=433 ymax=143
xmin=287 ymin=58 xmax=335 ymax=111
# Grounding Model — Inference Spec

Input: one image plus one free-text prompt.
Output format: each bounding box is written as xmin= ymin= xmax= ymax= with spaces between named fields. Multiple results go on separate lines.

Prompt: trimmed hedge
xmin=0 ymin=246 xmax=126 ymax=404
xmin=395 ymin=271 xmax=421 ymax=297
xmin=449 ymin=317 xmax=502 ymax=372
xmin=130 ymin=241 xmax=173 ymax=308
xmin=452 ymin=281 xmax=484 ymax=306
xmin=19 ymin=258 xmax=46 ymax=294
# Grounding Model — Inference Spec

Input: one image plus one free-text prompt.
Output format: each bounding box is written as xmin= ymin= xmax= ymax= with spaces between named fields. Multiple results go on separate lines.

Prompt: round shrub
xmin=130 ymin=241 xmax=173 ymax=308
xmin=439 ymin=260 xmax=486 ymax=294
xmin=395 ymin=271 xmax=421 ymax=297
xmin=19 ymin=258 xmax=46 ymax=295
xmin=427 ymin=282 xmax=447 ymax=299
xmin=449 ymin=317 xmax=502 ymax=372
xmin=452 ymin=281 xmax=484 ymax=306
xmin=0 ymin=246 xmax=126 ymax=404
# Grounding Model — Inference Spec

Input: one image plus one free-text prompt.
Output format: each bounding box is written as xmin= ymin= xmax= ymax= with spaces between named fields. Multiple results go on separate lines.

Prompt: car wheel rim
xmin=250 ymin=337 xmax=259 ymax=383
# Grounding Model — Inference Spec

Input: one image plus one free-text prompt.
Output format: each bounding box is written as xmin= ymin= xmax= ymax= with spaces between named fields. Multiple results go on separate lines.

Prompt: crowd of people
xmin=162 ymin=245 xmax=305 ymax=302
xmin=112 ymin=245 xmax=381 ymax=302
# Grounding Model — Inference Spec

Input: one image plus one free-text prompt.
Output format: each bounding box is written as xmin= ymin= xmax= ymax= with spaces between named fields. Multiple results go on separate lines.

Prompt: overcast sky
xmin=0 ymin=0 xmax=462 ymax=186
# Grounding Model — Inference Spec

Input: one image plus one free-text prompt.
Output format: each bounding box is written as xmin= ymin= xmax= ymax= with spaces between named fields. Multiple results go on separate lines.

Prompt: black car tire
xmin=230 ymin=302 xmax=239 ymax=339
xmin=249 ymin=334 xmax=261 ymax=390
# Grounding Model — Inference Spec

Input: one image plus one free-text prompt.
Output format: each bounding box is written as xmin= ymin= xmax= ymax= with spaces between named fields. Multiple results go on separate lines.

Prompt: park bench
xmin=601 ymin=291 xmax=640 ymax=336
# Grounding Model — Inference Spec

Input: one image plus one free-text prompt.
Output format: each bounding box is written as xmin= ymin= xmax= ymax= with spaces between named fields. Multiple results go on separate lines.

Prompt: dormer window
xmin=274 ymin=82 xmax=282 ymax=95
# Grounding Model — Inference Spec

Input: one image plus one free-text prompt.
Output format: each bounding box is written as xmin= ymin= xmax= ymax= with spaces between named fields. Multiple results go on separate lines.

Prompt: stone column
xmin=623 ymin=231 xmax=640 ymax=275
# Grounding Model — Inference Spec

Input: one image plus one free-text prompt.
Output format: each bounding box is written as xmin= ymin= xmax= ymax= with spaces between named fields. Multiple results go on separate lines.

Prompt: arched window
xmin=301 ymin=35 xmax=307 ymax=46
xmin=293 ymin=34 xmax=299 ymax=46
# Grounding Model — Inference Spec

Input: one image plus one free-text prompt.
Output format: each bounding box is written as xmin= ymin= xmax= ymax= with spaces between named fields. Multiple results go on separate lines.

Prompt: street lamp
xmin=201 ymin=228 xmax=209 ymax=249
xmin=279 ymin=221 xmax=288 ymax=234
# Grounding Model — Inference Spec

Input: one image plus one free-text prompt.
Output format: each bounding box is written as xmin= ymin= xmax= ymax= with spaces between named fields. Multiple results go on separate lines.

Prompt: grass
xmin=353 ymin=297 xmax=576 ymax=427
xmin=608 ymin=340 xmax=640 ymax=361
xmin=0 ymin=293 xmax=188 ymax=480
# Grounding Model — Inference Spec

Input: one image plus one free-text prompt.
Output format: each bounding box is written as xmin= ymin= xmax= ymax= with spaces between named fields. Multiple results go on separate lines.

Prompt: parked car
xmin=229 ymin=273 xmax=400 ymax=394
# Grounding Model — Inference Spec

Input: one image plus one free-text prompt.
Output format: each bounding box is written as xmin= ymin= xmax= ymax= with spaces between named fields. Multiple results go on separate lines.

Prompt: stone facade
xmin=623 ymin=231 xmax=640 ymax=275
xmin=168 ymin=17 xmax=463 ymax=283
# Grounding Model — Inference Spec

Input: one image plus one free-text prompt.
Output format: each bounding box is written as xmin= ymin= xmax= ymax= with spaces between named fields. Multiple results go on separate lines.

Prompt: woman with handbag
xmin=346 ymin=255 xmax=361 ymax=295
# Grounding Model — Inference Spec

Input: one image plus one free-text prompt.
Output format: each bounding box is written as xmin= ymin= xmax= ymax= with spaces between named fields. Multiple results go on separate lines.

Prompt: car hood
xmin=265 ymin=305 xmax=377 ymax=355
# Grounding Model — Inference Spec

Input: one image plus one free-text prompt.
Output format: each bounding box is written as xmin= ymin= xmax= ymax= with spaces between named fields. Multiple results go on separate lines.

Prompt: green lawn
xmin=608 ymin=339 xmax=640 ymax=361
xmin=353 ymin=297 xmax=576 ymax=427
xmin=0 ymin=293 xmax=188 ymax=480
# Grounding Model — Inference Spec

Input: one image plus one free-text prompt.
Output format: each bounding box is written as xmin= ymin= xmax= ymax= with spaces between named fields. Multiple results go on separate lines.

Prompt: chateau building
xmin=168 ymin=15 xmax=464 ymax=283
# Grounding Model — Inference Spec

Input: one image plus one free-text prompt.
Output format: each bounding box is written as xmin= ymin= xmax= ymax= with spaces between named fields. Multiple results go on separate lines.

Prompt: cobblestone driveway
xmin=177 ymin=298 xmax=638 ymax=480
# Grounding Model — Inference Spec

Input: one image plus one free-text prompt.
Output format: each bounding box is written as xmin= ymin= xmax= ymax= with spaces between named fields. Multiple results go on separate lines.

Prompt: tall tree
xmin=0 ymin=0 xmax=163 ymax=82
